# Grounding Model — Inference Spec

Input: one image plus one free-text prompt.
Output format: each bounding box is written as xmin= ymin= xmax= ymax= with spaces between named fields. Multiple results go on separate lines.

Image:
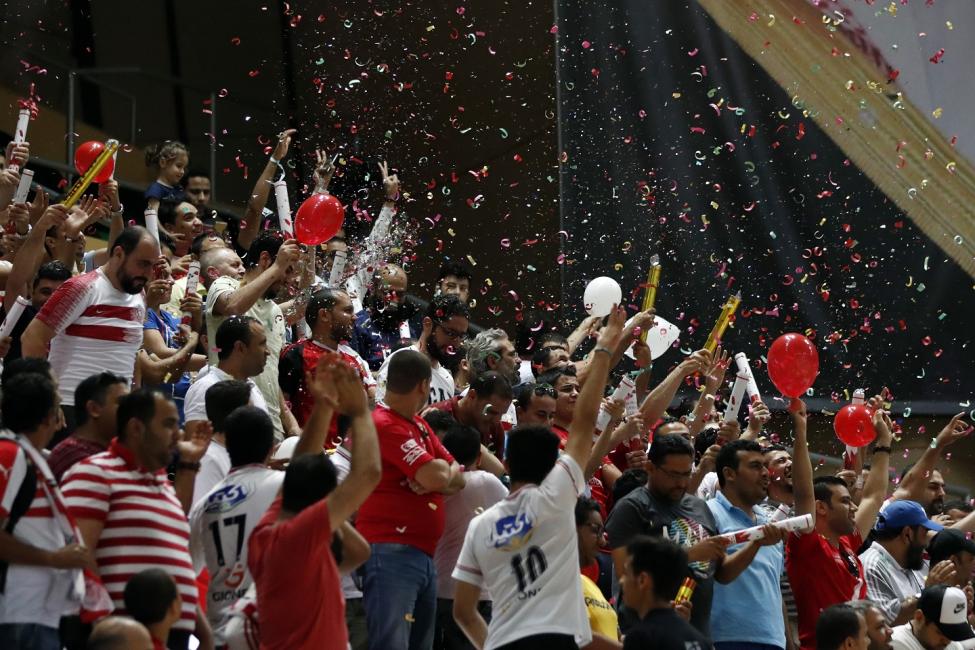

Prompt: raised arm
xmin=322 ymin=360 xmax=382 ymax=530
xmin=4 ymin=204 xmax=67 ymax=313
xmin=687 ymin=347 xmax=728 ymax=439
xmin=211 ymin=239 xmax=300 ymax=317
xmin=564 ymin=307 xmax=626 ymax=469
xmin=854 ymin=404 xmax=894 ymax=539
xmin=237 ymin=129 xmax=297 ymax=252
xmin=638 ymin=349 xmax=711 ymax=426
xmin=892 ymin=413 xmax=969 ymax=504
xmin=790 ymin=399 xmax=815 ymax=520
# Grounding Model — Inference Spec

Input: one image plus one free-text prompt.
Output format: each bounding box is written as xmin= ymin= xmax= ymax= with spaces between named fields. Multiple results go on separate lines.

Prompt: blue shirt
xmin=350 ymin=309 xmax=414 ymax=371
xmin=707 ymin=490 xmax=785 ymax=648
xmin=144 ymin=308 xmax=192 ymax=423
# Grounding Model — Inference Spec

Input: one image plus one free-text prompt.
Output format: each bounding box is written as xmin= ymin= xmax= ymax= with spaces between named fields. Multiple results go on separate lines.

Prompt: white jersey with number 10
xmin=452 ymin=455 xmax=591 ymax=650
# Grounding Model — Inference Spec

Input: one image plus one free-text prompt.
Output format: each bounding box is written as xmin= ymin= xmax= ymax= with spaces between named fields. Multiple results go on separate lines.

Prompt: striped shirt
xmin=61 ymin=439 xmax=197 ymax=631
xmin=36 ymin=268 xmax=145 ymax=406
xmin=0 ymin=438 xmax=79 ymax=627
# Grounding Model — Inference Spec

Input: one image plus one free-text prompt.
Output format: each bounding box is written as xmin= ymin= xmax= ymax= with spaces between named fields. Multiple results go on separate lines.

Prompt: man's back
xmin=434 ymin=469 xmax=508 ymax=600
xmin=188 ymin=464 xmax=283 ymax=635
xmin=623 ymin=608 xmax=712 ymax=650
xmin=452 ymin=455 xmax=590 ymax=649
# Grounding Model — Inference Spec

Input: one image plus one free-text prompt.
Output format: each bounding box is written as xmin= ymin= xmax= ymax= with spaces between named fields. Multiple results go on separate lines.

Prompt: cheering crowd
xmin=0 ymin=127 xmax=973 ymax=650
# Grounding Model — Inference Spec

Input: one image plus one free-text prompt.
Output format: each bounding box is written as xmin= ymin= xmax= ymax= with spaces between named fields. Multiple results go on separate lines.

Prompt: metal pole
xmin=209 ymin=91 xmax=217 ymax=202
xmin=130 ymin=97 xmax=137 ymax=146
xmin=67 ymin=71 xmax=76 ymax=176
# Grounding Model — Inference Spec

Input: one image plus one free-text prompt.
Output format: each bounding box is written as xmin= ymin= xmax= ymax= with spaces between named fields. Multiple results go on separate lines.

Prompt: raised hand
xmin=178 ymin=420 xmax=212 ymax=463
xmin=272 ymin=128 xmax=298 ymax=162
xmin=934 ymin=413 xmax=972 ymax=450
xmin=378 ymin=160 xmax=400 ymax=201
xmin=595 ymin=306 xmax=627 ymax=351
xmin=871 ymin=408 xmax=894 ymax=446
xmin=704 ymin=346 xmax=730 ymax=393
xmin=273 ymin=239 xmax=301 ymax=275
xmin=747 ymin=401 xmax=771 ymax=435
xmin=313 ymin=148 xmax=335 ymax=192
xmin=98 ymin=178 xmax=122 ymax=212
xmin=680 ymin=348 xmax=712 ymax=377
xmin=29 ymin=187 xmax=49 ymax=224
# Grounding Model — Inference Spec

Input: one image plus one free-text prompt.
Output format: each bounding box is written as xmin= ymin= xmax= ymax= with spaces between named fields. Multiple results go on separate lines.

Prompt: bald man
xmin=87 ymin=616 xmax=154 ymax=650
xmin=351 ymin=263 xmax=418 ymax=370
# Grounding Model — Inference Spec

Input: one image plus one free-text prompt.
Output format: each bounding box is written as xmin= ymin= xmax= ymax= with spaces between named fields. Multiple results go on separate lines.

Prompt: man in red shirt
xmin=787 ymin=402 xmax=894 ymax=650
xmin=48 ymin=372 xmax=128 ymax=482
xmin=429 ymin=371 xmax=512 ymax=460
xmin=248 ymin=353 xmax=381 ymax=650
xmin=278 ymin=287 xmax=375 ymax=432
xmin=358 ymin=349 xmax=466 ymax=650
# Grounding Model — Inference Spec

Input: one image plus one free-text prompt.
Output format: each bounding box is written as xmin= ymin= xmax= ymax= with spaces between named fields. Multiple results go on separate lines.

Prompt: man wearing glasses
xmin=605 ymin=433 xmax=726 ymax=639
xmin=375 ymin=294 xmax=470 ymax=407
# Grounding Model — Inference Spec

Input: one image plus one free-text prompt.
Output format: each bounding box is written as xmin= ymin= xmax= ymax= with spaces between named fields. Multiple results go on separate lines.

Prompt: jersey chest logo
xmin=204 ymin=483 xmax=250 ymax=514
xmin=489 ymin=512 xmax=535 ymax=551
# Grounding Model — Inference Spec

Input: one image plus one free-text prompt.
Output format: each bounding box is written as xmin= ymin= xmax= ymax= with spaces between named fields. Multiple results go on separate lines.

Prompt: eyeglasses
xmin=653 ymin=464 xmax=693 ymax=481
xmin=435 ymin=322 xmax=467 ymax=340
xmin=582 ymin=522 xmax=604 ymax=535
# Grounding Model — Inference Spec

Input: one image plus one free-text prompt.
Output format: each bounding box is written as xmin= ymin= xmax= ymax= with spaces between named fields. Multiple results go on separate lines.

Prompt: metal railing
xmin=65 ymin=66 xmax=218 ymax=201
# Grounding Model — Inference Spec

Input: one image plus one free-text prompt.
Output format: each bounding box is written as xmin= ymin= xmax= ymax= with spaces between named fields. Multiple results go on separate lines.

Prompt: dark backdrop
xmin=555 ymin=0 xmax=972 ymax=411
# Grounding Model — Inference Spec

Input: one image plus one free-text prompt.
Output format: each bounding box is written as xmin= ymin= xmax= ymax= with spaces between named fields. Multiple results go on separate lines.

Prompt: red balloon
xmin=294 ymin=193 xmax=344 ymax=245
xmin=74 ymin=141 xmax=115 ymax=183
xmin=767 ymin=333 xmax=819 ymax=398
xmin=834 ymin=404 xmax=876 ymax=447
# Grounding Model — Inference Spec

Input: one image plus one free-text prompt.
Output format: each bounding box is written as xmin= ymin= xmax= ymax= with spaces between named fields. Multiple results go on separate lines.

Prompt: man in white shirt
xmin=205 ymin=230 xmax=301 ymax=438
xmin=434 ymin=422 xmax=508 ymax=650
xmin=890 ymin=585 xmax=974 ymax=650
xmin=188 ymin=406 xmax=283 ymax=646
xmin=375 ymin=294 xmax=469 ymax=406
xmin=0 ymin=373 xmax=91 ymax=650
xmin=451 ymin=307 xmax=626 ymax=650
xmin=191 ymin=380 xmax=253 ymax=507
xmin=22 ymin=226 xmax=156 ymax=430
xmin=184 ymin=316 xmax=269 ymax=438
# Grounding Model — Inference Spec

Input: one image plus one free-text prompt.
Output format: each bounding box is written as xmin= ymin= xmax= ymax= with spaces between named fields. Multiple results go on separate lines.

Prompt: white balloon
xmin=583 ymin=276 xmax=622 ymax=317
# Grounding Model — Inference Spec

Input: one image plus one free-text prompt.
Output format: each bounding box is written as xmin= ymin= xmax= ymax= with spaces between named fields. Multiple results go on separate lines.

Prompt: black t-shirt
xmin=605 ymin=485 xmax=718 ymax=638
xmin=0 ymin=303 xmax=38 ymax=363
xmin=623 ymin=609 xmax=712 ymax=650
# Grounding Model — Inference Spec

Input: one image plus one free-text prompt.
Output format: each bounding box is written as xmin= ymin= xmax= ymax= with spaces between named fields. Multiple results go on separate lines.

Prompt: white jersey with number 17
xmin=452 ymin=455 xmax=591 ymax=650
xmin=188 ymin=465 xmax=284 ymax=637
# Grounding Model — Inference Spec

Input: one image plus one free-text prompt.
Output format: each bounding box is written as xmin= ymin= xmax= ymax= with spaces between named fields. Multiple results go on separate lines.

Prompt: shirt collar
xmin=108 ymin=438 xmax=151 ymax=473
xmin=869 ymin=541 xmax=911 ymax=573
xmin=715 ymin=489 xmax=761 ymax=520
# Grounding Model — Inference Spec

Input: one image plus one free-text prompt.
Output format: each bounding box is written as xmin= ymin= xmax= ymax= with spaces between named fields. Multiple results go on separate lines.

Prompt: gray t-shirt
xmin=605 ymin=485 xmax=718 ymax=638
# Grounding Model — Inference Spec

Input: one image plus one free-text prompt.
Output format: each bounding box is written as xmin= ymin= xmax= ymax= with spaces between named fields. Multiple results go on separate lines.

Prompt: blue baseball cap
xmin=875 ymin=500 xmax=944 ymax=532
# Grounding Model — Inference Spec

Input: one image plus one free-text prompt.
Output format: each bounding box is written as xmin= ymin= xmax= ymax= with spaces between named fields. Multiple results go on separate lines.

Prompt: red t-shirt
xmin=786 ymin=529 xmax=867 ymax=650
xmin=551 ymin=424 xmax=610 ymax=517
xmin=430 ymin=396 xmax=506 ymax=456
xmin=356 ymin=405 xmax=455 ymax=557
xmin=248 ymin=496 xmax=345 ymax=650
xmin=278 ymin=339 xmax=375 ymax=441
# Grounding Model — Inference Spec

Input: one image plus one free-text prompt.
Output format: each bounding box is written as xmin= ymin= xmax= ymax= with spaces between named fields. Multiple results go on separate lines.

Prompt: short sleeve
xmin=144 ymin=183 xmax=167 ymax=200
xmin=535 ymin=455 xmax=585 ymax=512
xmin=376 ymin=419 xmax=436 ymax=480
xmin=605 ymin=494 xmax=652 ymax=550
xmin=205 ymin=277 xmax=236 ymax=317
xmin=183 ymin=379 xmax=209 ymax=423
xmin=144 ymin=309 xmax=163 ymax=332
xmin=35 ymin=273 xmax=96 ymax=335
xmin=451 ymin=517 xmax=484 ymax=588
xmin=61 ymin=461 xmax=112 ymax=522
